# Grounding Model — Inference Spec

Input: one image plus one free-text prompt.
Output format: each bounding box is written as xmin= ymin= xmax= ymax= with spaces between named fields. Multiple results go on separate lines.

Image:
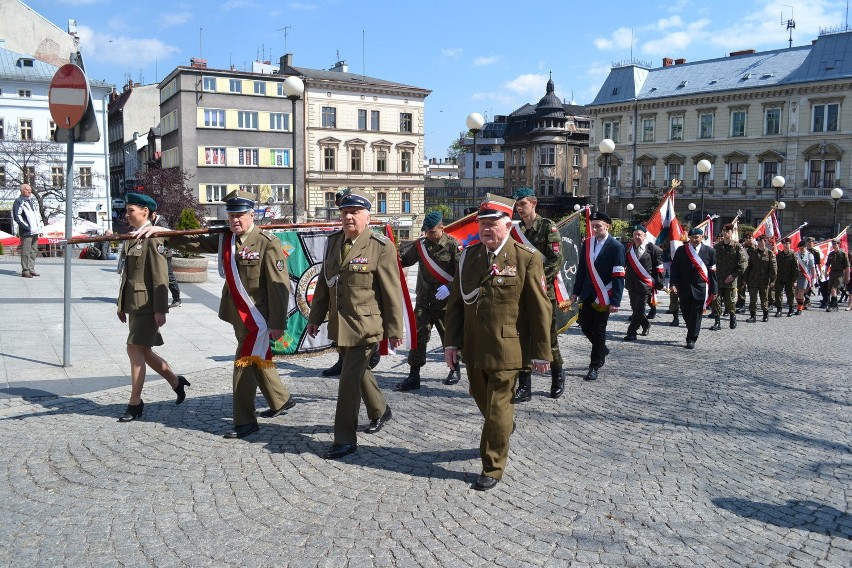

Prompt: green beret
xmin=511 ymin=187 xmax=536 ymax=200
xmin=688 ymin=227 xmax=704 ymax=236
xmin=125 ymin=192 xmax=157 ymax=212
xmin=422 ymin=211 xmax=442 ymax=230
xmin=631 ymin=224 xmax=647 ymax=233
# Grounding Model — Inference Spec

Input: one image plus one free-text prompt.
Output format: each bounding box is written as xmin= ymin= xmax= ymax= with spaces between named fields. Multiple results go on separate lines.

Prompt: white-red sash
xmin=510 ymin=224 xmax=570 ymax=305
xmin=415 ymin=239 xmax=453 ymax=284
xmin=586 ymin=236 xmax=610 ymax=306
xmin=796 ymin=254 xmax=813 ymax=287
xmin=685 ymin=244 xmax=714 ymax=309
xmin=220 ymin=232 xmax=273 ymax=368
xmin=627 ymin=246 xmax=657 ymax=306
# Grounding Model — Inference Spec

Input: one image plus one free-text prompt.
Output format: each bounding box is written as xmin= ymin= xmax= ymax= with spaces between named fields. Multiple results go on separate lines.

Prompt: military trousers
xmin=334 ymin=343 xmax=387 ymax=446
xmin=748 ymin=286 xmax=770 ymax=314
xmin=578 ymin=302 xmax=611 ymax=369
xmin=626 ymin=288 xmax=651 ymax=335
xmin=467 ymin=366 xmax=516 ymax=480
xmin=233 ymin=326 xmax=290 ymax=427
xmin=774 ymin=280 xmax=795 ymax=309
xmin=547 ymin=298 xmax=563 ymax=368
xmin=407 ymin=306 xmax=446 ymax=369
xmin=713 ymin=287 xmax=737 ymax=315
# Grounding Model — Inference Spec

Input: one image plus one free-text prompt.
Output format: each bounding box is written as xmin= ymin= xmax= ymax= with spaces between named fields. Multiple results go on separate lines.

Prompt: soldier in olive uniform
xmin=135 ymin=191 xmax=295 ymax=439
xmin=744 ymin=235 xmax=777 ymax=322
xmin=736 ymin=233 xmax=755 ymax=313
xmin=510 ymin=187 xmax=564 ymax=401
xmin=116 ymin=193 xmax=189 ymax=422
xmin=774 ymin=238 xmax=798 ymax=316
xmin=307 ymin=190 xmax=404 ymax=460
xmin=395 ymin=210 xmax=461 ymax=391
xmin=825 ymin=239 xmax=850 ymax=311
xmin=711 ymin=223 xmax=748 ymax=330
xmin=445 ymin=194 xmax=551 ymax=491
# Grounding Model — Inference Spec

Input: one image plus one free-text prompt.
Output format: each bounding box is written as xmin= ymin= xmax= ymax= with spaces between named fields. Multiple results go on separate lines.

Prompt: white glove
xmin=435 ymin=285 xmax=450 ymax=300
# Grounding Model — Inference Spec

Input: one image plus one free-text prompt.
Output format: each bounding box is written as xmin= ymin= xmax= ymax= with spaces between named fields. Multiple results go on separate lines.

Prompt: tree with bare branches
xmin=124 ymin=166 xmax=204 ymax=233
xmin=0 ymin=128 xmax=67 ymax=225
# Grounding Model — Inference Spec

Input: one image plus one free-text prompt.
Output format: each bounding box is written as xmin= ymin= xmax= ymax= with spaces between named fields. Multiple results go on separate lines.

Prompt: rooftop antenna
xmin=200 ymin=27 xmax=203 ymax=58
xmin=278 ymin=26 xmax=291 ymax=53
xmin=781 ymin=6 xmax=795 ymax=48
xmin=362 ymin=30 xmax=366 ymax=76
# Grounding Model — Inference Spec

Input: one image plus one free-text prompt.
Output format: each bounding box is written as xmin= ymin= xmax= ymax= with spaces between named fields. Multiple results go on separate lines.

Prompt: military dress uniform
xmin=117 ymin=226 xmax=170 ymax=346
xmin=712 ymin=239 xmax=748 ymax=329
xmin=774 ymin=246 xmax=798 ymax=316
xmin=744 ymin=245 xmax=777 ymax=321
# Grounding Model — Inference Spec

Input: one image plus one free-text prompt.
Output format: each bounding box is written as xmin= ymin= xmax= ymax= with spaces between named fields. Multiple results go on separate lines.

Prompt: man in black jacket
xmin=624 ymin=225 xmax=664 ymax=341
xmin=670 ymin=227 xmax=718 ymax=349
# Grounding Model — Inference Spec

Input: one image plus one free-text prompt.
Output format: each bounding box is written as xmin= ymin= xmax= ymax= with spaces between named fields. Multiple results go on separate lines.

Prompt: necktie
xmin=342 ymin=239 xmax=352 ymax=261
xmin=486 ymin=251 xmax=495 ymax=265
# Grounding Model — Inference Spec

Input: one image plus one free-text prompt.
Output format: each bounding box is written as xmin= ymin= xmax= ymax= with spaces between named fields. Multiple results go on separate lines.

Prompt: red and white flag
xmin=380 ymin=224 xmax=417 ymax=355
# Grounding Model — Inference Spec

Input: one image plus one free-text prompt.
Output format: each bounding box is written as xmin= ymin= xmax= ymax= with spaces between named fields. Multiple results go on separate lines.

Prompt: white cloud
xmin=473 ymin=55 xmax=500 ymax=66
xmin=653 ymin=15 xmax=683 ymax=30
xmin=594 ymin=27 xmax=635 ymax=51
xmin=441 ymin=48 xmax=462 ymax=59
xmin=641 ymin=19 xmax=709 ymax=55
xmin=288 ymin=1 xmax=318 ymax=9
xmin=160 ymin=12 xmax=192 ymax=27
xmin=76 ymin=25 xmax=180 ymax=67
xmin=504 ymin=73 xmax=548 ymax=97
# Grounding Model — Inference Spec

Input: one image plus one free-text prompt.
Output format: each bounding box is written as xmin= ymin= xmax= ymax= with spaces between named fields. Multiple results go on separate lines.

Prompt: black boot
xmin=775 ymin=306 xmax=783 ymax=318
xmin=321 ymin=355 xmax=343 ymax=377
xmin=762 ymin=311 xmax=769 ymax=322
xmin=787 ymin=306 xmax=796 ymax=317
xmin=669 ymin=315 xmax=680 ymax=327
xmin=512 ymin=371 xmax=532 ymax=403
xmin=443 ymin=366 xmax=461 ymax=385
xmin=549 ymin=367 xmax=565 ymax=399
xmin=709 ymin=317 xmax=721 ymax=331
xmin=647 ymin=306 xmax=657 ymax=319
xmin=730 ymin=314 xmax=737 ymax=329
xmin=119 ymin=401 xmax=144 ymax=422
xmin=394 ymin=367 xmax=420 ymax=392
xmin=746 ymin=313 xmax=756 ymax=323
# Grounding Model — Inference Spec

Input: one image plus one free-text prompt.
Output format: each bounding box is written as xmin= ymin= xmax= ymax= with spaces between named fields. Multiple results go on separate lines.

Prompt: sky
xmin=22 ymin=0 xmax=851 ymax=159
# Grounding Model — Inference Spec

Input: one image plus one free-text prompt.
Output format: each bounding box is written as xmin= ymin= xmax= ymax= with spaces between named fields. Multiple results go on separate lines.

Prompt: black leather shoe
xmin=323 ymin=444 xmax=357 ymax=459
xmin=775 ymin=308 xmax=783 ymax=317
xmin=118 ymin=401 xmax=144 ymax=422
xmin=473 ymin=475 xmax=499 ymax=491
xmin=368 ymin=344 xmax=381 ymax=369
xmin=730 ymin=315 xmax=737 ymax=329
xmin=259 ymin=396 xmax=296 ymax=418
xmin=647 ymin=306 xmax=657 ymax=319
xmin=584 ymin=367 xmax=598 ymax=381
xmin=321 ymin=357 xmax=342 ymax=377
xmin=364 ymin=405 xmax=392 ymax=434
xmin=624 ymin=333 xmax=637 ymax=341
xmin=394 ymin=376 xmax=420 ymax=392
xmin=512 ymin=372 xmax=532 ymax=403
xmin=762 ymin=312 xmax=769 ymax=322
xmin=709 ymin=320 xmax=722 ymax=331
xmin=746 ymin=315 xmax=757 ymax=323
xmin=549 ymin=368 xmax=565 ymax=399
xmin=173 ymin=375 xmax=190 ymax=405
xmin=686 ymin=341 xmax=695 ymax=349
xmin=443 ymin=368 xmax=461 ymax=385
xmin=600 ymin=346 xmax=610 ymax=367
xmin=223 ymin=422 xmax=259 ymax=439
xmin=669 ymin=317 xmax=680 ymax=327
xmin=640 ymin=326 xmax=650 ymax=336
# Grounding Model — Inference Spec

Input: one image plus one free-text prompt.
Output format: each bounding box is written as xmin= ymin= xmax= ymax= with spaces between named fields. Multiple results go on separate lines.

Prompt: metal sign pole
xmin=63 ymin=129 xmax=75 ymax=367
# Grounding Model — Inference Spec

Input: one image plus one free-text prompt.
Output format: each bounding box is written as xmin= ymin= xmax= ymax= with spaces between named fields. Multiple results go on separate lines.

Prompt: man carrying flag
xmin=623 ymin=225 xmax=664 ymax=341
xmin=670 ymin=227 xmax=717 ymax=349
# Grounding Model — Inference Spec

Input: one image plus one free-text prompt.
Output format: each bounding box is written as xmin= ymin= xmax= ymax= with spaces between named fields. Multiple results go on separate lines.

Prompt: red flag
xmin=444 ymin=211 xmax=480 ymax=249
xmin=379 ymin=224 xmax=417 ymax=355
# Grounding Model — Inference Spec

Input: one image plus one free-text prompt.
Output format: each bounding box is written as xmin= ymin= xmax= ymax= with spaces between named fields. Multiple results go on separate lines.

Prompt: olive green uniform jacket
xmin=117 ymin=236 xmax=170 ymax=315
xmin=399 ymin=232 xmax=460 ymax=310
xmin=745 ymin=247 xmax=778 ymax=289
xmin=518 ymin=215 xmax=562 ymax=300
xmin=714 ymin=240 xmax=748 ymax=289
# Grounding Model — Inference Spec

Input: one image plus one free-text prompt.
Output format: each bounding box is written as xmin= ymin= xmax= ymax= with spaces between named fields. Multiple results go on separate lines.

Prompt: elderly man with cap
xmin=670 ymin=227 xmax=718 ymax=349
xmin=444 ymin=194 xmax=551 ymax=491
xmin=510 ymin=187 xmax=565 ymax=401
xmin=134 ymin=190 xmax=296 ymax=438
xmin=774 ymin=237 xmax=798 ymax=317
xmin=825 ymin=239 xmax=850 ymax=311
xmin=395 ymin=210 xmax=461 ymax=392
xmin=570 ymin=210 xmax=625 ymax=381
xmin=12 ymin=183 xmax=44 ymax=278
xmin=623 ymin=224 xmax=664 ymax=341
xmin=307 ymin=189 xmax=404 ymax=459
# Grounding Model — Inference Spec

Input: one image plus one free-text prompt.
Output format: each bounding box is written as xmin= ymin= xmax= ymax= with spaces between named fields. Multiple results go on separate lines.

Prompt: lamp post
xmin=772 ymin=175 xmax=786 ymax=235
xmin=776 ymin=201 xmax=786 ymax=236
xmin=281 ymin=75 xmax=305 ymax=222
xmin=626 ymin=202 xmax=634 ymax=225
xmin=831 ymin=187 xmax=844 ymax=235
xmin=598 ymin=138 xmax=615 ymax=213
xmin=573 ymin=203 xmax=581 ymax=212
xmin=466 ymin=112 xmax=485 ymax=209
xmin=688 ymin=202 xmax=697 ymax=228
xmin=697 ymin=159 xmax=711 ymax=222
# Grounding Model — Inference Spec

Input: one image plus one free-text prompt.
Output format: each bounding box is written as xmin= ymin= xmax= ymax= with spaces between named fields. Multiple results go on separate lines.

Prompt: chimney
xmin=190 ymin=57 xmax=208 ymax=69
xmin=329 ymin=60 xmax=348 ymax=73
xmin=662 ymin=57 xmax=674 ymax=67
xmin=729 ymin=49 xmax=756 ymax=57
xmin=675 ymin=58 xmax=686 ymax=65
xmin=279 ymin=53 xmax=293 ymax=71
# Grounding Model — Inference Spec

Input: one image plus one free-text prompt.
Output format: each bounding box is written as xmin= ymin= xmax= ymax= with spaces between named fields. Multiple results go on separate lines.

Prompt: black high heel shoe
xmin=173 ymin=375 xmax=191 ymax=405
xmin=119 ymin=400 xmax=144 ymax=422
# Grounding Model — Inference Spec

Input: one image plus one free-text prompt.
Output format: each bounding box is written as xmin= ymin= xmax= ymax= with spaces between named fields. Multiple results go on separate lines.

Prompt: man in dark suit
xmin=670 ymin=227 xmax=718 ymax=349
xmin=570 ymin=211 xmax=626 ymax=381
xmin=624 ymin=225 xmax=664 ymax=341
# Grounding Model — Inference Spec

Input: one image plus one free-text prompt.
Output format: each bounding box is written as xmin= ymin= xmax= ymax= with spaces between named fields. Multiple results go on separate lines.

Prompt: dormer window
xmin=611 ymin=87 xmax=619 ymax=96
xmin=16 ymin=58 xmax=35 ymax=68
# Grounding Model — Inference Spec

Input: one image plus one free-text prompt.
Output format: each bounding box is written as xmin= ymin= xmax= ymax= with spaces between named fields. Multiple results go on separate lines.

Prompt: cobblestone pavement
xmin=1 ymin=257 xmax=850 ymax=566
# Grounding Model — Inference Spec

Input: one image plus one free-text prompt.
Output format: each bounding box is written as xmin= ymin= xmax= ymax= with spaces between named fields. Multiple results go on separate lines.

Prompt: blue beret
xmin=338 ymin=189 xmax=372 ymax=211
xmin=688 ymin=227 xmax=704 ymax=236
xmin=125 ymin=192 xmax=157 ymax=212
xmin=422 ymin=211 xmax=442 ymax=230
xmin=511 ymin=187 xmax=536 ymax=200
xmin=223 ymin=190 xmax=256 ymax=213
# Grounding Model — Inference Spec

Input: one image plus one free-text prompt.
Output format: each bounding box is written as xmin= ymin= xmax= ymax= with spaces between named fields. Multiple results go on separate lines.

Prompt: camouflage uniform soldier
xmin=711 ymin=223 xmax=748 ymax=330
xmin=774 ymin=238 xmax=798 ymax=316
xmin=825 ymin=239 xmax=850 ymax=311
xmin=395 ymin=211 xmax=462 ymax=391
xmin=744 ymin=235 xmax=777 ymax=322
xmin=736 ymin=233 xmax=755 ymax=313
xmin=511 ymin=187 xmax=565 ymax=401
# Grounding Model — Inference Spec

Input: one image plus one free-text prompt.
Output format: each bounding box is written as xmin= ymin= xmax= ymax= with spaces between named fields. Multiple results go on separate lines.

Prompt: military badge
xmin=156 ymin=244 xmax=166 ymax=255
xmin=498 ymin=265 xmax=517 ymax=277
xmin=490 ymin=264 xmax=500 ymax=276
xmin=276 ymin=260 xmax=285 ymax=271
xmin=541 ymin=275 xmax=547 ymax=292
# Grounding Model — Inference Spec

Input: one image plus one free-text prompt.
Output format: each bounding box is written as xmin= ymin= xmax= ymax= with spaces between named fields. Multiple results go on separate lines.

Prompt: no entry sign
xmin=49 ymin=64 xmax=89 ymax=129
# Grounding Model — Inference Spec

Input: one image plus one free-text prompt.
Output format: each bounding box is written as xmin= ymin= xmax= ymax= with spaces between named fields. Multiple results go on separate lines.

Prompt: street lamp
xmin=626 ymin=202 xmax=634 ymax=225
xmin=776 ymin=201 xmax=786 ymax=235
xmin=281 ymin=75 xmax=305 ymax=222
xmin=573 ymin=203 xmax=582 ymax=212
xmin=772 ymin=175 xmax=786 ymax=235
xmin=599 ymin=138 xmax=615 ymax=213
xmin=831 ymin=187 xmax=844 ymax=235
xmin=466 ymin=112 xmax=486 ymax=208
xmin=697 ymin=159 xmax=711 ymax=222
xmin=688 ymin=202 xmax=697 ymax=227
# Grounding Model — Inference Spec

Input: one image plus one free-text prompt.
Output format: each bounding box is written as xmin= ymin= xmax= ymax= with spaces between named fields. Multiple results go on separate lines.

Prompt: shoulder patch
xmin=156 ymin=244 xmax=166 ymax=255
xmin=370 ymin=232 xmax=389 ymax=245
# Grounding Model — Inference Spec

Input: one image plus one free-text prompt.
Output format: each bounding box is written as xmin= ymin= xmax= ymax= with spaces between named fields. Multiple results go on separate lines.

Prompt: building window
xmin=510 ymin=149 xmax=517 ymax=166
xmin=161 ymin=110 xmax=178 ymax=134
xmin=79 ymin=167 xmax=93 ymax=188
xmin=640 ymin=164 xmax=654 ymax=187
xmin=371 ymin=110 xmax=380 ymax=130
xmin=323 ymin=147 xmax=335 ymax=170
xmin=812 ymin=103 xmax=839 ymax=132
xmin=401 ymin=192 xmax=411 ymax=213
xmin=765 ymin=108 xmax=781 ymax=135
xmin=18 ymin=89 xmax=31 ymax=98
xmin=324 ymin=192 xmax=336 ymax=209
xmin=270 ymin=149 xmax=291 ymax=167
xmin=206 ymin=184 xmax=227 ymax=202
xmin=669 ymin=116 xmax=683 ymax=140
xmin=642 ymin=118 xmax=655 ymax=142
xmin=485 ymin=160 xmax=493 ymax=169
xmin=350 ymin=148 xmax=362 ymax=171
xmin=762 ymin=161 xmax=778 ymax=188
xmin=377 ymin=191 xmax=387 ymax=213
xmin=203 ymin=109 xmax=225 ymax=128
xmin=401 ymin=151 xmax=412 ymax=173
xmin=400 ymin=113 xmax=413 ymax=133
xmin=237 ymin=111 xmax=258 ymax=129
xmin=809 ymin=159 xmax=836 ymax=188
xmin=49 ymin=121 xmax=57 ymax=140
xmin=238 ymin=148 xmax=259 ymax=166
xmin=19 ymin=119 xmax=33 ymax=141
xmin=322 ymin=107 xmax=336 ymax=128
xmin=22 ymin=166 xmax=35 ymax=184
xmin=376 ymin=150 xmax=387 ymax=172
xmin=731 ymin=111 xmax=747 ymax=137
xmin=51 ymin=166 xmax=64 ymax=188
xmin=253 ymin=81 xmax=266 ymax=95
xmin=729 ymin=161 xmax=744 ymax=187
xmin=271 ymin=185 xmax=291 ymax=202
xmin=205 ymin=147 xmax=226 ymax=165
xmin=538 ymin=179 xmax=556 ymax=196
xmin=202 ymin=77 xmax=216 ymax=91
xmin=602 ymin=120 xmax=620 ymax=143
xmin=0 ymin=165 xmax=5 ymax=187
xmin=520 ymin=151 xmax=526 ymax=167
xmin=667 ymin=163 xmax=681 ymax=183
xmin=540 ymin=146 xmax=555 ymax=166
xmin=699 ymin=113 xmax=713 ymax=139
xmin=229 ymin=79 xmax=242 ymax=93
xmin=358 ymin=109 xmax=367 ymax=130
xmin=269 ymin=112 xmax=290 ymax=131
xmin=572 ymin=147 xmax=580 ymax=167
xmin=0 ymin=118 xmax=4 ymax=140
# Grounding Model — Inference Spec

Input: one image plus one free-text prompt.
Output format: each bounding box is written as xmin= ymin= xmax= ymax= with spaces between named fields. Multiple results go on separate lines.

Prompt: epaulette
xmin=515 ymin=241 xmax=537 ymax=255
xmin=370 ymin=232 xmax=389 ymax=245
xmin=258 ymin=230 xmax=275 ymax=242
